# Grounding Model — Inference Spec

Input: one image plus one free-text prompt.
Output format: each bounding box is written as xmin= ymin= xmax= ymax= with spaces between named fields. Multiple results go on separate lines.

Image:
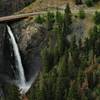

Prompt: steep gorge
xmin=0 ymin=0 xmax=38 ymax=86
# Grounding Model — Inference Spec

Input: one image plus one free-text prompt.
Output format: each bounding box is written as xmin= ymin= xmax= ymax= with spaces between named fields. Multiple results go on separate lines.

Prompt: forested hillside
xmin=27 ymin=3 xmax=100 ymax=100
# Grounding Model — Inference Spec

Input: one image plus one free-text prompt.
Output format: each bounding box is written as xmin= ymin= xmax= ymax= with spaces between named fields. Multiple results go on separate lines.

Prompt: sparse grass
xmin=19 ymin=0 xmax=74 ymax=13
xmin=17 ymin=0 xmax=100 ymax=39
xmin=18 ymin=0 xmax=100 ymax=16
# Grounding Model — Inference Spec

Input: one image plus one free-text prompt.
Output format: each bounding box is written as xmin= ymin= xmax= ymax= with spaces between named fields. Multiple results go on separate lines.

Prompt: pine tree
xmin=75 ymin=0 xmax=82 ymax=5
xmin=63 ymin=3 xmax=72 ymax=36
xmin=64 ymin=89 xmax=68 ymax=100
xmin=84 ymin=38 xmax=90 ymax=61
xmin=47 ymin=12 xmax=55 ymax=30
xmin=41 ymin=47 xmax=50 ymax=72
xmin=78 ymin=8 xmax=85 ymax=19
xmin=56 ymin=9 xmax=64 ymax=29
xmin=56 ymin=27 xmax=65 ymax=57
xmin=55 ymin=53 xmax=69 ymax=100
xmin=89 ymin=25 xmax=100 ymax=64
xmin=41 ymin=47 xmax=54 ymax=72
xmin=49 ymin=69 xmax=57 ymax=100
xmin=85 ymin=0 xmax=94 ymax=7
xmin=35 ymin=15 xmax=45 ymax=24
xmin=36 ymin=74 xmax=47 ymax=100
xmin=70 ymin=35 xmax=80 ymax=68
xmin=67 ymin=81 xmax=78 ymax=100
xmin=55 ymin=77 xmax=67 ymax=100
xmin=81 ymin=95 xmax=88 ymax=100
xmin=58 ymin=54 xmax=68 ymax=77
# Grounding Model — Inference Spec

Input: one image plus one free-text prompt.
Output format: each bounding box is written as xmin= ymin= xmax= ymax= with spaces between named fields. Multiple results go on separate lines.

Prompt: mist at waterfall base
xmin=6 ymin=25 xmax=38 ymax=94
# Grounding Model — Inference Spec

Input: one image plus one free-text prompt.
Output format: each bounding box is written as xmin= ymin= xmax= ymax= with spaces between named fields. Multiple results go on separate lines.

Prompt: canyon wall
xmin=0 ymin=0 xmax=34 ymax=83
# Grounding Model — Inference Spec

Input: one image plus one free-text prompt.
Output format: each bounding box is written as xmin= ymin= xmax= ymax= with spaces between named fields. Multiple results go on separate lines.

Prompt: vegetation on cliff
xmin=27 ymin=4 xmax=100 ymax=100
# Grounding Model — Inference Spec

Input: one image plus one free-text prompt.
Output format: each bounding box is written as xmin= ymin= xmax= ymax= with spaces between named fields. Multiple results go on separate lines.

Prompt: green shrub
xmin=96 ymin=57 xmax=100 ymax=63
xmin=35 ymin=15 xmax=45 ymax=24
xmin=75 ymin=0 xmax=83 ymax=5
xmin=85 ymin=0 xmax=94 ymax=7
xmin=94 ymin=11 xmax=100 ymax=25
xmin=78 ymin=9 xmax=85 ymax=19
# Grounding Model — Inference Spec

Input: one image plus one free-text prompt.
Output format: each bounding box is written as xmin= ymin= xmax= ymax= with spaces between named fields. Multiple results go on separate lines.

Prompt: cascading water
xmin=7 ymin=25 xmax=37 ymax=94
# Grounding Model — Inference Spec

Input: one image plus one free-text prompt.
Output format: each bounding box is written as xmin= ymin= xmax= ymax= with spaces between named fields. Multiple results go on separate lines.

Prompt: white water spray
xmin=7 ymin=25 xmax=36 ymax=94
xmin=7 ymin=25 xmax=26 ymax=84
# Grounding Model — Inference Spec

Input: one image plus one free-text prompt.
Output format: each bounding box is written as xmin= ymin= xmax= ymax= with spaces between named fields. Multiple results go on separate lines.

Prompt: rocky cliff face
xmin=0 ymin=24 xmax=6 ymax=83
xmin=0 ymin=0 xmax=34 ymax=83
xmin=0 ymin=0 xmax=42 ymax=86
xmin=10 ymin=20 xmax=43 ymax=82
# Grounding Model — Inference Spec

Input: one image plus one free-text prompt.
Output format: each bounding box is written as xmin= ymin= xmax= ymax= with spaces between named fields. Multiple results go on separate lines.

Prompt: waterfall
xmin=7 ymin=25 xmax=38 ymax=94
xmin=7 ymin=25 xmax=26 ymax=93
